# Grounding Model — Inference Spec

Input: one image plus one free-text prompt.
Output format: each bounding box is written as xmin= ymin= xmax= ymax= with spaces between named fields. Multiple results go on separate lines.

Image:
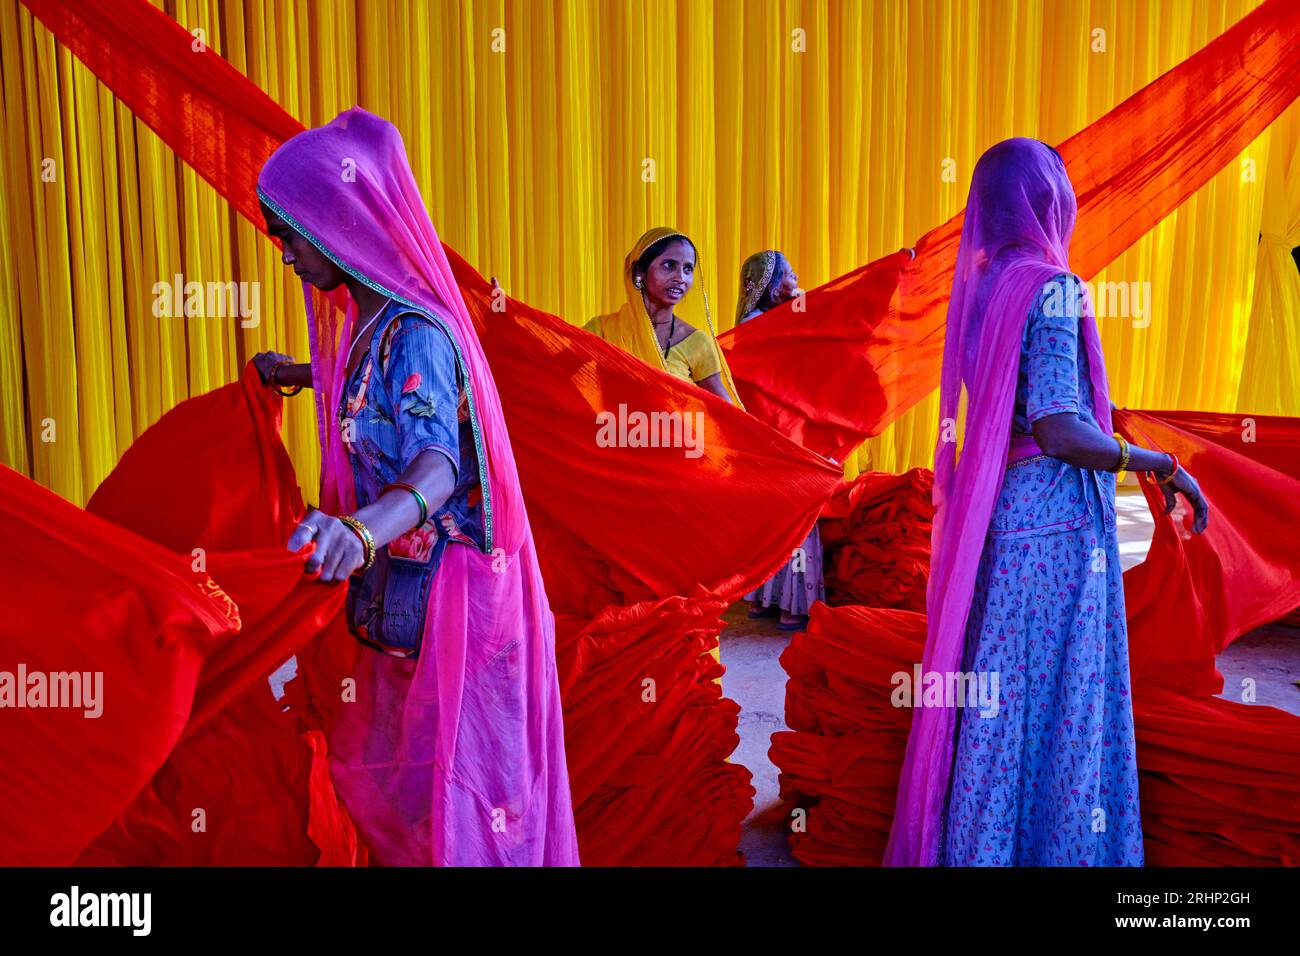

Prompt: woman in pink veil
xmin=884 ymin=138 xmax=1209 ymax=866
xmin=252 ymin=107 xmax=579 ymax=865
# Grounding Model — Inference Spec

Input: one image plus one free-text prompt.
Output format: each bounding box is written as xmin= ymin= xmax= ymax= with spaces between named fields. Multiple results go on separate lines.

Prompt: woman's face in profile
xmin=261 ymin=201 xmax=348 ymax=291
xmin=767 ymin=255 xmax=799 ymax=306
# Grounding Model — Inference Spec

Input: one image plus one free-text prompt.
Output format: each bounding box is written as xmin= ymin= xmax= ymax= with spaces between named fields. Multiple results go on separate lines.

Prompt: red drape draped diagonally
xmin=18 ymin=0 xmax=1300 ymax=462
xmin=10 ymin=0 xmax=1300 ymax=865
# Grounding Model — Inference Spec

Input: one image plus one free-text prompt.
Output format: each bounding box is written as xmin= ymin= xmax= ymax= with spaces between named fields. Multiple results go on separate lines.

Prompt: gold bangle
xmin=269 ymin=360 xmax=302 ymax=397
xmin=1113 ymin=433 xmax=1130 ymax=473
xmin=337 ymin=514 xmax=376 ymax=572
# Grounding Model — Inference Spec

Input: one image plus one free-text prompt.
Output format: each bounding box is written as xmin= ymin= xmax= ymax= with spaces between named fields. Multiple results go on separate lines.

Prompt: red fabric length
xmin=1116 ymin=409 xmax=1300 ymax=696
xmin=21 ymin=0 xmax=1300 ymax=465
xmin=715 ymin=0 xmax=1300 ymax=460
xmin=0 ymin=465 xmax=240 ymax=865
xmin=774 ymin=407 xmax=1300 ymax=865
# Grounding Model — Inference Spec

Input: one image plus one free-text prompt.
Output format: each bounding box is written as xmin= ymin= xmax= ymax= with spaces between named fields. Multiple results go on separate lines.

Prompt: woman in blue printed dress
xmin=886 ymin=138 xmax=1208 ymax=869
xmin=940 ymin=271 xmax=1206 ymax=866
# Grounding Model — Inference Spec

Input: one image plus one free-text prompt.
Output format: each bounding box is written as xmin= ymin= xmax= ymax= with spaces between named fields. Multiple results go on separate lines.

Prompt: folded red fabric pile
xmin=819 ymin=469 xmax=933 ymax=611
xmin=774 ymin=417 xmax=1300 ymax=865
xmin=1135 ymin=687 xmax=1300 ymax=866
xmin=557 ymin=593 xmax=754 ymax=865
xmin=772 ymin=604 xmax=924 ymax=866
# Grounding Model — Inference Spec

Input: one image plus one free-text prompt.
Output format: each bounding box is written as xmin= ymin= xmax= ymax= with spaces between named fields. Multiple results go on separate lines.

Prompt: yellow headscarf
xmin=585 ymin=227 xmax=743 ymax=406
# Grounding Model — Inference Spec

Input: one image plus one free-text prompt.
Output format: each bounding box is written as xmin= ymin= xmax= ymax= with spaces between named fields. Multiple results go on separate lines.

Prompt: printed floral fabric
xmin=338 ymin=302 xmax=486 ymax=635
xmin=940 ymin=274 xmax=1144 ymax=866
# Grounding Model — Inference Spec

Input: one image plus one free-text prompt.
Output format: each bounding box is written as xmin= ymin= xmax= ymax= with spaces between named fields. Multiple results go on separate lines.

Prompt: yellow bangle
xmin=1113 ymin=433 xmax=1130 ymax=473
xmin=337 ymin=514 xmax=376 ymax=572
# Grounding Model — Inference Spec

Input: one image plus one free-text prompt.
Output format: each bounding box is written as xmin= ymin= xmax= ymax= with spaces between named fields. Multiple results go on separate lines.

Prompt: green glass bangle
xmin=383 ymin=481 xmax=429 ymax=529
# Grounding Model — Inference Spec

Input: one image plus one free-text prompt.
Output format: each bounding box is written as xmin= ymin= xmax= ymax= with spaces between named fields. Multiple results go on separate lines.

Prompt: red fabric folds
xmin=557 ymin=594 xmax=755 ymax=865
xmin=820 ymin=469 xmax=934 ymax=611
xmin=447 ymin=246 xmax=842 ymax=614
xmin=717 ymin=0 xmax=1300 ymax=459
xmin=771 ymin=604 xmax=923 ymax=867
xmin=775 ymin=413 xmax=1300 ymax=865
xmin=73 ymin=365 xmax=357 ymax=866
xmin=1116 ymin=409 xmax=1300 ymax=695
xmin=22 ymin=0 xmax=1300 ymax=463
xmin=15 ymin=0 xmax=1300 ymax=866
xmin=0 ymin=465 xmax=240 ymax=865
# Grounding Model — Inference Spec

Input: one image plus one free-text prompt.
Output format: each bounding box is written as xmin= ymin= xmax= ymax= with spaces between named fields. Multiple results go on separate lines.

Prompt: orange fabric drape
xmin=10 ymin=0 xmax=1300 ymax=867
xmin=717 ymin=0 xmax=1300 ymax=460
xmin=19 ymin=0 xmax=1300 ymax=464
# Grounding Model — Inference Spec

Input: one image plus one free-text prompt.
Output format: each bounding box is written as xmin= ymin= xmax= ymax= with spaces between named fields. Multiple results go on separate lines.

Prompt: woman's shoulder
xmin=668 ymin=320 xmax=703 ymax=350
xmin=1033 ymin=272 xmax=1085 ymax=316
xmin=377 ymin=302 xmax=457 ymax=372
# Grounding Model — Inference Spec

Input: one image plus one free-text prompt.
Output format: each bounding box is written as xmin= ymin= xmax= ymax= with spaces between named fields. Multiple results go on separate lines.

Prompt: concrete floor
xmin=719 ymin=486 xmax=1300 ymax=866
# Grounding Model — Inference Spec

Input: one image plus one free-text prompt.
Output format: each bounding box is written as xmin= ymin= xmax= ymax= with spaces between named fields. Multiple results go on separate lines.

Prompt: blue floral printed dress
xmin=940 ymin=273 xmax=1144 ymax=866
xmin=338 ymin=300 xmax=485 ymax=657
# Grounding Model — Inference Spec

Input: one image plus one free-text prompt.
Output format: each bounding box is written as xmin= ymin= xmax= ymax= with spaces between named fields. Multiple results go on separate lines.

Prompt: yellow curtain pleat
xmin=1237 ymin=100 xmax=1300 ymax=414
xmin=1 ymin=0 xmax=1292 ymax=505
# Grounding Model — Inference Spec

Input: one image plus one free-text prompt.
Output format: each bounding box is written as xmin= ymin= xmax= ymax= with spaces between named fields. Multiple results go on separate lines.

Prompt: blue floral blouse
xmin=988 ymin=273 xmax=1116 ymax=541
xmin=338 ymin=300 xmax=484 ymax=655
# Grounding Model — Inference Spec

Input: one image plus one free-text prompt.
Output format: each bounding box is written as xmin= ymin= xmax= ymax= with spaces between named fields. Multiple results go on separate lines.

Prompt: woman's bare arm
xmin=252 ymin=352 xmax=313 ymax=389
xmin=288 ymin=448 xmax=457 ymax=582
xmin=696 ymin=372 xmax=735 ymax=404
xmin=1032 ymin=412 xmax=1167 ymax=472
xmin=1033 ymin=412 xmax=1209 ymax=533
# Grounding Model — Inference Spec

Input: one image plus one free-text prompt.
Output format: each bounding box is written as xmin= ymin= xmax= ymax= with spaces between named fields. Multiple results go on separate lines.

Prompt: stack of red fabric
xmin=772 ymin=604 xmax=923 ymax=866
xmin=556 ymin=594 xmax=753 ymax=865
xmin=774 ymin=411 xmax=1300 ymax=865
xmin=819 ymin=469 xmax=933 ymax=611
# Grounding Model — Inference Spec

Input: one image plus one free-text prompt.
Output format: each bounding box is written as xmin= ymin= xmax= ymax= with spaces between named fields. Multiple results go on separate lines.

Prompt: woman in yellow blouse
xmin=585 ymin=227 xmax=741 ymax=405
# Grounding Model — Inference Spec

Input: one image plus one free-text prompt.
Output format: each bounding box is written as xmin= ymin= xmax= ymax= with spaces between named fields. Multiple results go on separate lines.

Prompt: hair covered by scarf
xmin=883 ymin=138 xmax=1113 ymax=866
xmin=735 ymin=250 xmax=778 ymax=324
xmin=255 ymin=108 xmax=579 ymax=865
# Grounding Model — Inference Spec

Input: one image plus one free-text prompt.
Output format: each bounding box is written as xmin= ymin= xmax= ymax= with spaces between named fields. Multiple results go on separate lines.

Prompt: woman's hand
xmin=287 ymin=508 xmax=366 ymax=583
xmin=1159 ymin=464 xmax=1210 ymax=535
xmin=253 ymin=351 xmax=295 ymax=386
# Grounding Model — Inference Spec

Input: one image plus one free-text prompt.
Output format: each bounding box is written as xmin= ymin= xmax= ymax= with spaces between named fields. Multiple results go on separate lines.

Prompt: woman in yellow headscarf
xmin=585 ymin=228 xmax=742 ymax=405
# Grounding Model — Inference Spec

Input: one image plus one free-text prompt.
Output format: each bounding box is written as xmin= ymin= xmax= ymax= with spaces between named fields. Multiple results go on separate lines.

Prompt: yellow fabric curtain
xmin=1 ymin=0 xmax=1293 ymax=504
xmin=1237 ymin=100 xmax=1300 ymax=414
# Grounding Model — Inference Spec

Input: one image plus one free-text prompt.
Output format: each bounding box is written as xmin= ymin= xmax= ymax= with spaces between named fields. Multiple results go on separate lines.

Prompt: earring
xmin=633 ymin=277 xmax=643 ymax=289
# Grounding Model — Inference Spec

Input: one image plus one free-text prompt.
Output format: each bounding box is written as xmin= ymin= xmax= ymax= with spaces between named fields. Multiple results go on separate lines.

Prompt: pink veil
xmin=883 ymin=138 xmax=1113 ymax=866
xmin=258 ymin=108 xmax=578 ymax=865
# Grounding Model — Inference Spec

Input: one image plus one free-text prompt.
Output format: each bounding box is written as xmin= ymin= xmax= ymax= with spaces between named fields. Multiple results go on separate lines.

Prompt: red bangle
xmin=1154 ymin=451 xmax=1180 ymax=485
